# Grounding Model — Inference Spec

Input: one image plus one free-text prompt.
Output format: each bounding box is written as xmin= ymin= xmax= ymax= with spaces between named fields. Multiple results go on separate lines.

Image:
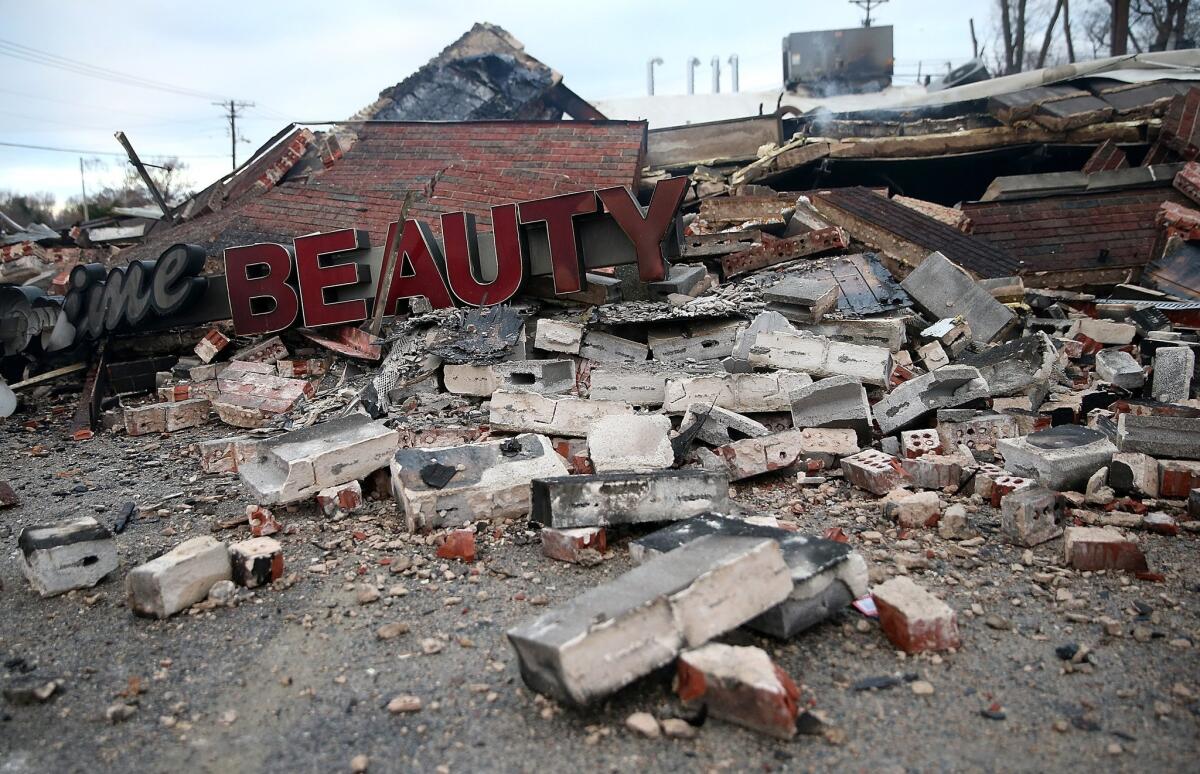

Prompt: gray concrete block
xmin=900 ymin=251 xmax=1017 ymax=343
xmin=764 ymin=276 xmax=839 ymax=323
xmin=681 ymin=403 xmax=770 ymax=446
xmin=492 ymin=359 xmax=575 ymax=394
xmin=1095 ymin=348 xmax=1145 ymax=389
xmin=530 ymin=470 xmax=732 ymax=528
xmin=579 ymin=331 xmax=648 ymax=363
xmin=997 ymin=425 xmax=1117 ymax=491
xmin=663 ymin=371 xmax=812 ymax=413
xmin=489 ymin=390 xmax=633 ymax=437
xmin=748 ymin=330 xmax=893 ymax=386
xmin=648 ymin=319 xmax=744 ymax=364
xmin=647 ymin=263 xmax=708 ymax=300
xmin=1116 ymin=414 xmax=1200 ymax=461
xmin=588 ymin=414 xmax=674 ymax=472
xmin=789 ymin=375 xmax=872 ymax=444
xmin=1151 ymin=346 xmax=1195 ymax=403
xmin=126 ymin=536 xmax=232 ymax=618
xmin=17 ymin=517 xmax=117 ymax=598
xmin=506 ymin=535 xmax=792 ymax=705
xmin=872 ymin=365 xmax=990 ymax=435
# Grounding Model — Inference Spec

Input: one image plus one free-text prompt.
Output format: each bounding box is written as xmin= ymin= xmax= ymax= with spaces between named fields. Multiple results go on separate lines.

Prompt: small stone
xmin=420 ymin=638 xmax=443 ymax=655
xmin=1107 ymin=743 xmax=1123 ymax=756
xmin=387 ymin=695 xmax=422 ymax=714
xmin=350 ymin=754 xmax=369 ymax=773
xmin=106 ymin=703 xmax=137 ymax=724
xmin=208 ymin=579 xmax=237 ymax=605
xmin=625 ymin=711 xmax=661 ymax=738
xmin=376 ymin=622 xmax=410 ymax=640
xmin=985 ymin=614 xmax=1012 ymax=631
xmin=357 ymin=586 xmax=381 ymax=605
xmin=660 ymin=717 xmax=697 ymax=739
xmin=910 ymin=680 xmax=934 ymax=695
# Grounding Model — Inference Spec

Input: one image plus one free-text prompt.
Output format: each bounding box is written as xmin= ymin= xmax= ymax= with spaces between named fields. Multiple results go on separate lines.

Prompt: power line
xmin=0 ymin=38 xmax=232 ymax=101
xmin=0 ymin=139 xmax=227 ymax=159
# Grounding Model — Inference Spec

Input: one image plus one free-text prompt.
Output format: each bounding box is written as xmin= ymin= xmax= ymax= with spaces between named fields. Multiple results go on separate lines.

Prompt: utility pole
xmin=78 ymin=157 xmax=89 ymax=222
xmin=849 ymin=0 xmax=889 ymax=27
xmin=1112 ymin=0 xmax=1130 ymax=55
xmin=113 ymin=131 xmax=175 ymax=222
xmin=213 ymin=99 xmax=255 ymax=171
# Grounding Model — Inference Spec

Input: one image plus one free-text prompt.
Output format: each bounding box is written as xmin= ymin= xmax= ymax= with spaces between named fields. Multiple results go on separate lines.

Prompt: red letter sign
xmin=224 ymin=243 xmax=300 ymax=335
xmin=374 ymin=219 xmax=455 ymax=315
xmin=293 ymin=229 xmax=369 ymax=328
xmin=442 ymin=205 xmax=525 ymax=307
xmin=598 ymin=176 xmax=687 ymax=283
xmin=518 ymin=191 xmax=596 ymax=294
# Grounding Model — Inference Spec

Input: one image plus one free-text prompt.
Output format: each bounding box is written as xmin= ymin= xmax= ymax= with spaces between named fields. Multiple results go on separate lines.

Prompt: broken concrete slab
xmin=238 ymin=414 xmax=399 ymax=504
xmin=663 ymin=371 xmax=812 ymax=413
xmin=997 ymin=425 xmax=1117 ymax=491
xmin=871 ymin=576 xmax=961 ymax=653
xmin=681 ymin=403 xmax=769 ymax=446
xmin=506 ymin=534 xmax=792 ymax=705
xmin=587 ymin=414 xmax=674 ymax=472
xmin=489 ymin=390 xmax=634 ymax=437
xmin=714 ymin=428 xmax=856 ymax=481
xmin=957 ymin=333 xmax=1056 ymax=400
xmin=1095 ymin=348 xmax=1145 ymax=389
xmin=789 ymin=375 xmax=872 ymax=444
xmin=391 ymin=433 xmax=568 ymax=532
xmin=533 ymin=319 xmax=584 ymax=354
xmin=530 ymin=470 xmax=731 ymax=528
xmin=1151 ymin=346 xmax=1195 ymax=403
xmin=126 ymin=536 xmax=232 ymax=618
xmin=872 ymin=365 xmax=990 ymax=435
xmin=725 ymin=311 xmax=795 ymax=372
xmin=1116 ymin=414 xmax=1200 ymax=460
xmin=631 ymin=513 xmax=868 ymax=639
xmin=443 ymin=363 xmax=500 ymax=397
xmin=900 ymin=252 xmax=1017 ymax=343
xmin=17 ymin=516 xmax=117 ymax=597
xmin=676 ymin=643 xmax=802 ymax=739
xmin=748 ymin=330 xmax=892 ymax=387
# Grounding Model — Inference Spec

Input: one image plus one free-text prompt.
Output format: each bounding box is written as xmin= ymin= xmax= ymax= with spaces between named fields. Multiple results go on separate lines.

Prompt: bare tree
xmin=1080 ymin=0 xmax=1198 ymax=54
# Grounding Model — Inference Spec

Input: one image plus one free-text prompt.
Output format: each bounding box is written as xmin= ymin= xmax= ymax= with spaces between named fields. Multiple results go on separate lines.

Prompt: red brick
xmin=435 ymin=528 xmax=476 ymax=563
xmin=1064 ymin=526 xmax=1148 ymax=572
xmin=872 ymin=576 xmax=961 ymax=653
xmin=541 ymin=527 xmax=606 ymax=564
xmin=247 ymin=505 xmax=281 ymax=537
xmin=676 ymin=643 xmax=802 ymax=740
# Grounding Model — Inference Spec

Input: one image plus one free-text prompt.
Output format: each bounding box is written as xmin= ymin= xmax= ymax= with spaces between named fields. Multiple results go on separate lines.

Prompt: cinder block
xmin=1064 ymin=526 xmax=1148 ymax=572
xmin=676 ymin=644 xmax=802 ymax=739
xmin=681 ymin=403 xmax=769 ymax=446
xmin=1000 ymin=485 xmax=1063 ymax=546
xmin=1117 ymin=414 xmax=1200 ymax=460
xmin=872 ymin=365 xmax=990 ymax=435
xmin=997 ymin=425 xmax=1117 ymax=491
xmin=918 ymin=341 xmax=950 ymax=371
xmin=239 ymin=414 xmax=399 ymax=504
xmin=764 ymin=276 xmax=838 ymax=324
xmin=578 ymin=331 xmax=648 ymax=363
xmin=588 ymin=414 xmax=674 ymax=472
xmin=589 ymin=366 xmax=677 ymax=406
xmin=647 ymin=263 xmax=709 ymax=300
xmin=391 ymin=433 xmax=568 ymax=532
xmin=663 ymin=371 xmax=812 ymax=413
xmin=541 ymin=527 xmax=606 ymax=564
xmin=872 ymin=576 xmax=961 ymax=653
xmin=840 ymin=449 xmax=907 ymax=495
xmin=126 ymin=536 xmax=232 ymax=618
xmin=443 ymin=363 xmax=499 ymax=397
xmin=17 ymin=517 xmax=117 ymax=597
xmin=530 ymin=470 xmax=731 ymax=528
xmin=648 ymin=319 xmax=744 ymax=363
xmin=229 ymin=537 xmax=283 ymax=588
xmin=492 ymin=359 xmax=575 ymax=394
xmin=748 ymin=330 xmax=892 ymax=386
xmin=900 ymin=251 xmax=1016 ymax=343
xmin=506 ymin=535 xmax=792 ymax=705
xmin=1078 ymin=319 xmax=1136 ymax=345
xmin=489 ymin=390 xmax=633 ymax=437
xmin=789 ymin=375 xmax=872 ymax=444
xmin=725 ymin=311 xmax=795 ymax=371
xmin=1095 ymin=348 xmax=1145 ymax=389
xmin=1151 ymin=346 xmax=1195 ymax=403
xmin=533 ymin=319 xmax=585 ymax=354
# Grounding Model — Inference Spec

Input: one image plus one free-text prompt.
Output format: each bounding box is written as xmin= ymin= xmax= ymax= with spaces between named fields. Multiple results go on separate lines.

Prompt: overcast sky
xmin=1 ymin=0 xmax=997 ymax=211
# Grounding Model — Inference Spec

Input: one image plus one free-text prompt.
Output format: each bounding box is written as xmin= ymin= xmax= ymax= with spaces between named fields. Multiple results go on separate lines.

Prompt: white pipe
xmin=728 ymin=54 xmax=739 ymax=92
xmin=687 ymin=57 xmax=700 ymax=94
xmin=646 ymin=57 xmax=663 ymax=95
xmin=711 ymin=56 xmax=721 ymax=93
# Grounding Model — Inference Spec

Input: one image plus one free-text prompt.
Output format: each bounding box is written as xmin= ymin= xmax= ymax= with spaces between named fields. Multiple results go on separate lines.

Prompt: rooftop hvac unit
xmin=782 ymin=26 xmax=894 ymax=93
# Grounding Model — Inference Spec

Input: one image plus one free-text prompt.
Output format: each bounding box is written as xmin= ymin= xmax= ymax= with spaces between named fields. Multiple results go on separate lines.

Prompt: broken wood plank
xmin=9 ymin=363 xmax=88 ymax=391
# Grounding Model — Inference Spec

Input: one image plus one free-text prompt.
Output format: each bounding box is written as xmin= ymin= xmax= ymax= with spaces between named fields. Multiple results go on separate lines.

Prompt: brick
xmin=229 ymin=537 xmax=284 ymax=588
xmin=883 ymin=490 xmax=942 ymax=528
xmin=1063 ymin=526 xmax=1148 ymax=572
xmin=193 ymin=435 xmax=256 ymax=474
xmin=17 ymin=517 xmax=117 ymax=598
xmin=126 ymin=536 xmax=232 ymax=618
xmin=676 ymin=643 xmax=802 ymax=739
xmin=230 ymin=335 xmax=288 ymax=364
xmin=748 ymin=330 xmax=892 ymax=387
xmin=935 ymin=410 xmax=1020 ymax=454
xmin=530 ymin=470 xmax=731 ymax=528
xmin=715 ymin=427 xmax=856 ymax=481
xmin=841 ymin=449 xmax=907 ymax=495
xmin=123 ymin=403 xmax=167 ymax=436
xmin=0 ymin=481 xmax=18 ymax=509
xmin=872 ymin=576 xmax=961 ymax=653
xmin=789 ymin=375 xmax=873 ymax=443
xmin=900 ymin=446 xmax=971 ymax=490
xmin=276 ymin=359 xmax=329 ymax=378
xmin=506 ymin=535 xmax=792 ymax=705
xmin=316 ymin=480 xmax=364 ymax=518
xmin=489 ymin=390 xmax=633 ymax=437
xmin=194 ymin=329 xmax=231 ymax=363
xmin=246 ymin=504 xmax=280 ymax=537
xmin=663 ymin=371 xmax=812 ymax=413
xmin=391 ymin=433 xmax=568 ymax=532
xmin=587 ymin=414 xmax=674 ymax=472
xmin=1151 ymin=346 xmax=1195 ymax=403
xmin=1078 ymin=319 xmax=1136 ymax=345
xmin=435 ymin=528 xmax=477 ymax=562
xmin=900 ymin=428 xmax=942 ymax=459
xmin=164 ymin=398 xmax=211 ymax=431
xmin=541 ymin=526 xmax=606 ymax=564
xmin=239 ymin=414 xmax=399 ymax=504
xmin=1158 ymin=459 xmax=1200 ymax=498
xmin=533 ymin=319 xmax=584 ymax=354
xmin=1000 ymin=486 xmax=1063 ymax=546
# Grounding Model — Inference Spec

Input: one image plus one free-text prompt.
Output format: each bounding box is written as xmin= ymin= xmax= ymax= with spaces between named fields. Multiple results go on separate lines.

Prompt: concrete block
xmin=442 ymin=363 xmax=499 ymax=397
xmin=764 ymin=276 xmax=839 ymax=324
xmin=1108 ymin=452 xmax=1159 ymax=497
xmin=1064 ymin=526 xmax=1148 ymax=572
xmin=506 ymin=535 xmax=792 ymax=705
xmin=664 ymin=371 xmax=812 ymax=413
xmin=872 ymin=365 xmax=990 ymax=435
xmin=1095 ymin=348 xmax=1145 ymax=389
xmin=391 ymin=433 xmax=568 ymax=532
xmin=541 ymin=527 xmax=606 ymax=564
xmin=957 ymin=333 xmax=1057 ymax=400
xmin=631 ymin=514 xmax=868 ymax=638
xmin=647 ymin=263 xmax=709 ymax=300
xmin=1000 ymin=486 xmax=1063 ymax=547
xmin=1151 ymin=346 xmax=1195 ymax=403
xmin=229 ymin=537 xmax=284 ymax=588
xmin=533 ymin=319 xmax=584 ymax=354
xmin=238 ymin=414 xmax=399 ymax=504
xmin=530 ymin=470 xmax=732 ymax=528
xmin=1078 ymin=318 xmax=1136 ymax=345
xmin=1159 ymin=459 xmax=1200 ymax=498
xmin=681 ymin=403 xmax=769 ymax=446
xmin=997 ymin=425 xmax=1117 ymax=491
xmin=725 ymin=311 xmax=795 ymax=371
xmin=789 ymin=375 xmax=872 ymax=444
xmin=492 ymin=359 xmax=575 ymax=394
xmin=918 ymin=341 xmax=950 ymax=371
xmin=588 ymin=414 xmax=674 ymax=472
xmin=648 ymin=319 xmax=744 ymax=363
xmin=872 ymin=576 xmax=961 ymax=653
xmin=17 ymin=517 xmax=117 ymax=597
xmin=126 ymin=536 xmax=232 ymax=618
xmin=490 ymin=390 xmax=634 ymax=438
xmin=578 ymin=331 xmax=648 ymax=363
xmin=589 ymin=366 xmax=676 ymax=406
xmin=841 ymin=449 xmax=907 ymax=495
xmin=676 ymin=644 xmax=802 ymax=739
xmin=900 ymin=251 xmax=1017 ymax=343
xmin=811 ymin=317 xmax=907 ymax=351
xmin=1117 ymin=414 xmax=1200 ymax=460
xmin=748 ymin=330 xmax=892 ymax=386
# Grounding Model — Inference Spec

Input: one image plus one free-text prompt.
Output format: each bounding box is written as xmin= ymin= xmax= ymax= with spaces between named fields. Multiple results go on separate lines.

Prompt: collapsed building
xmin=2 ymin=23 xmax=1199 ymax=753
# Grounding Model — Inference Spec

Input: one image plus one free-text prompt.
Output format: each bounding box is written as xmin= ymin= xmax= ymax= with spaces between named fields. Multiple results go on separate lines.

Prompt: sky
xmin=0 ymin=0 xmax=996 ymax=212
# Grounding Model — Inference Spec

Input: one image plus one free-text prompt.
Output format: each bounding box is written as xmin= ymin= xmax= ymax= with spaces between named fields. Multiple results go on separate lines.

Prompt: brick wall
xmin=962 ymin=187 xmax=1190 ymax=276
